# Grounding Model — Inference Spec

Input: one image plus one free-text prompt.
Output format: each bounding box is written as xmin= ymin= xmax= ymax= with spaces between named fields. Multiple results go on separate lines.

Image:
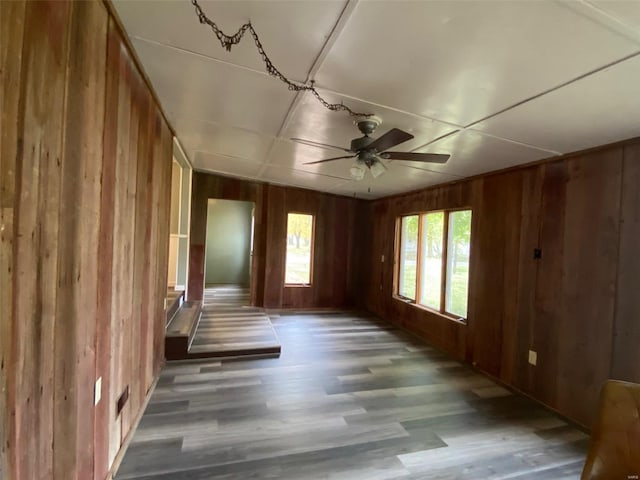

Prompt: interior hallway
xmin=116 ymin=311 xmax=588 ymax=479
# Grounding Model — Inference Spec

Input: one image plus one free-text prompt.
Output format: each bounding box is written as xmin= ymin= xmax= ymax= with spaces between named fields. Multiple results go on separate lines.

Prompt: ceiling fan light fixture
xmin=350 ymin=164 xmax=365 ymax=181
xmin=369 ymin=160 xmax=387 ymax=178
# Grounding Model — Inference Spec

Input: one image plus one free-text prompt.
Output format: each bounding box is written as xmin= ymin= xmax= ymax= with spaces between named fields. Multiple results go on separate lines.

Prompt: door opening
xmin=204 ymin=199 xmax=254 ymax=307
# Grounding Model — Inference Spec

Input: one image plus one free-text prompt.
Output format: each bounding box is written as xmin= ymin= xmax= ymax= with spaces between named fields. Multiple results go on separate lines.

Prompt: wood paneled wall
xmin=264 ymin=184 xmax=362 ymax=309
xmin=188 ymin=173 xmax=265 ymax=304
xmin=362 ymin=138 xmax=640 ymax=427
xmin=0 ymin=1 xmax=173 ymax=479
xmin=188 ymin=173 xmax=363 ymax=309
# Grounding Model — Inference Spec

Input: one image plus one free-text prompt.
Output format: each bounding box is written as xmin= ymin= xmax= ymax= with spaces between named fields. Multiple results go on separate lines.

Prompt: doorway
xmin=204 ymin=199 xmax=254 ymax=307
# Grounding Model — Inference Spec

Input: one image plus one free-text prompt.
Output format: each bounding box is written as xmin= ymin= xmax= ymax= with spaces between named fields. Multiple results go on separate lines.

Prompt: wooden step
xmin=165 ymin=301 xmax=201 ymax=360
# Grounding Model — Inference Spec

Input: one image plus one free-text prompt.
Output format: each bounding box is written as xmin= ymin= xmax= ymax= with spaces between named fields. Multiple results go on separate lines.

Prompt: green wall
xmin=205 ymin=199 xmax=253 ymax=286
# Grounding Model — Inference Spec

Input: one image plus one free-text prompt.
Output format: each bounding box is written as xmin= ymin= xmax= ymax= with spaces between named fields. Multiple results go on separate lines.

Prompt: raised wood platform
xmin=165 ymin=286 xmax=281 ymax=360
xmin=186 ymin=308 xmax=281 ymax=359
xmin=165 ymin=301 xmax=201 ymax=360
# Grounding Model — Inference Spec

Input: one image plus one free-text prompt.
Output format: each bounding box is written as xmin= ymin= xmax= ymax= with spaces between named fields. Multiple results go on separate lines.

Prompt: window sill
xmin=392 ymin=295 xmax=467 ymax=325
xmin=284 ymin=284 xmax=312 ymax=288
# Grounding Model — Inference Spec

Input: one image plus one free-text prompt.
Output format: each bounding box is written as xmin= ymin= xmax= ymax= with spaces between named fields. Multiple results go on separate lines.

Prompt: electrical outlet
xmin=94 ymin=377 xmax=102 ymax=406
xmin=528 ymin=350 xmax=537 ymax=366
xmin=381 ymin=254 xmax=385 ymax=262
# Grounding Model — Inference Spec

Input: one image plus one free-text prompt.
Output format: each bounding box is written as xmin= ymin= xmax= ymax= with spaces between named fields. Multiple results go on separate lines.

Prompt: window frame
xmin=393 ymin=207 xmax=472 ymax=322
xmin=396 ymin=214 xmax=419 ymax=301
xmin=284 ymin=211 xmax=315 ymax=287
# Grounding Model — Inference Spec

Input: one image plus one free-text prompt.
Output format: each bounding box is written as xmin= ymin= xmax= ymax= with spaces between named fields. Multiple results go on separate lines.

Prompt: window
xmin=395 ymin=209 xmax=472 ymax=320
xmin=284 ymin=213 xmax=314 ymax=285
xmin=398 ymin=215 xmax=418 ymax=299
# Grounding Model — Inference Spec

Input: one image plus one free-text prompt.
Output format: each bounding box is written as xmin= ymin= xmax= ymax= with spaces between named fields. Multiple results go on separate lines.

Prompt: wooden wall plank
xmin=0 ymin=1 xmax=26 ymax=476
xmin=3 ymin=2 xmax=174 ymax=478
xmin=108 ymin=36 xmax=133 ymax=464
xmin=147 ymin=113 xmax=163 ymax=382
xmin=11 ymin=2 xmax=71 ymax=478
xmin=94 ymin=17 xmax=120 ymax=480
xmin=611 ymin=143 xmax=640 ymax=382
xmin=470 ymin=172 xmax=523 ymax=378
xmin=529 ymin=162 xmax=567 ymax=409
xmin=557 ymin=149 xmax=622 ymax=425
xmin=264 ymin=185 xmax=286 ymax=308
xmin=120 ymin=50 xmax=141 ymax=437
xmin=251 ymin=184 xmax=268 ymax=306
xmin=53 ymin=2 xmax=107 ymax=479
xmin=127 ymin=73 xmax=143 ymax=440
xmin=131 ymin=74 xmax=151 ymax=424
xmin=464 ymin=178 xmax=484 ymax=363
xmin=513 ymin=165 xmax=544 ymax=394
xmin=143 ymin=112 xmax=163 ymax=392
xmin=154 ymin=117 xmax=174 ymax=376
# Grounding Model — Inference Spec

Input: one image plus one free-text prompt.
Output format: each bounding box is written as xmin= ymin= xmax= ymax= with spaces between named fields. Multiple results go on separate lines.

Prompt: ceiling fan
xmin=291 ymin=116 xmax=449 ymax=181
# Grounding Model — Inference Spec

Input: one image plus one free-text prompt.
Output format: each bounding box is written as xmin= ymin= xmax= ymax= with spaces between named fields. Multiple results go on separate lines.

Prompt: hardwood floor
xmin=116 ymin=311 xmax=588 ymax=479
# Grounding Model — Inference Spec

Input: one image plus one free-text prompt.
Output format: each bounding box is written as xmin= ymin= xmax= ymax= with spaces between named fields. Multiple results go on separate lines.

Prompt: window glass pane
xmin=446 ymin=210 xmax=472 ymax=318
xmin=419 ymin=212 xmax=444 ymax=309
xmin=285 ymin=213 xmax=314 ymax=284
xmin=398 ymin=215 xmax=418 ymax=299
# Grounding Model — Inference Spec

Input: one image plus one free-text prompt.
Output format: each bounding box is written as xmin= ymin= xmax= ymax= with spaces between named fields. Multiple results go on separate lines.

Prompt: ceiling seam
xmin=313 ymin=86 xmax=464 ymax=130
xmin=465 ymin=130 xmax=563 ymax=155
xmin=464 ymin=48 xmax=640 ymax=131
xmin=129 ymin=35 xmax=305 ymax=81
xmin=258 ymin=0 xmax=359 ymax=180
xmin=575 ymin=0 xmax=640 ymax=45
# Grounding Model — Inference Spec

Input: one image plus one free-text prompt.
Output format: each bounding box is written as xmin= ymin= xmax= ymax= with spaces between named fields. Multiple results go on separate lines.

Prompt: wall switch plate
xmin=381 ymin=254 xmax=384 ymax=262
xmin=528 ymin=350 xmax=537 ymax=366
xmin=94 ymin=377 xmax=102 ymax=406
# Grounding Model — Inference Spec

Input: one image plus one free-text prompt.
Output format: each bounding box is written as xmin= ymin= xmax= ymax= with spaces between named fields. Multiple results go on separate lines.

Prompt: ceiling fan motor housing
xmin=355 ymin=115 xmax=382 ymax=136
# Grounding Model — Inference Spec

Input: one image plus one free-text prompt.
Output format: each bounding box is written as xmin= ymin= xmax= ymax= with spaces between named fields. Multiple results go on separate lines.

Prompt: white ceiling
xmin=113 ymin=0 xmax=640 ymax=200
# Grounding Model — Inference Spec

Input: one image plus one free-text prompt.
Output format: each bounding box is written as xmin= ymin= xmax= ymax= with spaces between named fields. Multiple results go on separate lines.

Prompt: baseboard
xmin=106 ymin=369 xmax=162 ymax=480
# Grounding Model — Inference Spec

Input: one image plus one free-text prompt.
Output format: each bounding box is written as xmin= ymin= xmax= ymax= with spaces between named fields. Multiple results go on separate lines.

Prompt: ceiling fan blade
xmin=304 ymin=155 xmax=357 ymax=165
xmin=383 ymin=152 xmax=450 ymax=164
xmin=290 ymin=138 xmax=352 ymax=153
xmin=366 ymin=128 xmax=414 ymax=153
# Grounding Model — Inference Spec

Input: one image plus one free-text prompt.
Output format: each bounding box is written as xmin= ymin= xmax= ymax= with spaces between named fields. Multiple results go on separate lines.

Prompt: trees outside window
xmin=395 ymin=209 xmax=472 ymax=320
xmin=285 ymin=213 xmax=314 ymax=285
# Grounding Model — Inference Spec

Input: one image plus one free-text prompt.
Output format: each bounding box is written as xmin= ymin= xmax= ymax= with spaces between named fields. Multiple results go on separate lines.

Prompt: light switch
xmin=528 ymin=350 xmax=537 ymax=366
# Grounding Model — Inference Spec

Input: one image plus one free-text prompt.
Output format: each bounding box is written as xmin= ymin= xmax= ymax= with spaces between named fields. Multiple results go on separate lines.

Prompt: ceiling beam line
xmin=129 ymin=35 xmax=309 ymax=82
xmin=464 ymin=48 xmax=640 ymax=131
xmin=258 ymin=0 xmax=360 ymax=178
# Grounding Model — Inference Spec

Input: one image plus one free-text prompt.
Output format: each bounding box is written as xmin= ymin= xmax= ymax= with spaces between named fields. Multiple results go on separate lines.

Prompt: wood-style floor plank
xmin=116 ymin=311 xmax=588 ymax=479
